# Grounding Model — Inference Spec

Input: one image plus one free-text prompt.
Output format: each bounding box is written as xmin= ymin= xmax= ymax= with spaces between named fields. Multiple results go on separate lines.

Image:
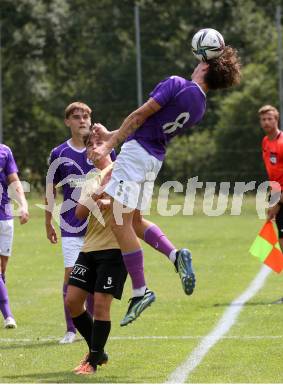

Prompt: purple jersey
xmin=0 ymin=145 xmax=18 ymax=220
xmin=48 ymin=140 xmax=116 ymax=237
xmin=127 ymin=76 xmax=206 ymax=160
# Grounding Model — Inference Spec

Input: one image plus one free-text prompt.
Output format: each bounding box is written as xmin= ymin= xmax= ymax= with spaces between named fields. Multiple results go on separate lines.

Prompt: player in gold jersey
xmin=65 ymin=132 xmax=127 ymax=375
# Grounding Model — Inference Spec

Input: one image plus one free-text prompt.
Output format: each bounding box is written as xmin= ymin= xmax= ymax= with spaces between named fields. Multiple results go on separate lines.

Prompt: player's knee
xmin=65 ymin=295 xmax=81 ymax=316
xmin=132 ymin=216 xmax=144 ymax=237
xmin=93 ymin=300 xmax=110 ymax=320
xmin=133 ymin=214 xmax=142 ymax=228
xmin=64 ymin=294 xmax=73 ymax=311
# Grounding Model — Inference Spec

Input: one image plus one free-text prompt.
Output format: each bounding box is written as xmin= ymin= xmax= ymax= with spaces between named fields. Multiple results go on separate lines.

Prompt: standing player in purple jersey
xmin=45 ymin=102 xmax=116 ymax=344
xmin=0 ymin=144 xmax=29 ymax=328
xmin=91 ymin=47 xmax=241 ymax=326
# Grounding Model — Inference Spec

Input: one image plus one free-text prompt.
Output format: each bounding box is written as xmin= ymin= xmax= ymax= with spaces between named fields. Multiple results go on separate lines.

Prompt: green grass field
xmin=0 ymin=195 xmax=283 ymax=383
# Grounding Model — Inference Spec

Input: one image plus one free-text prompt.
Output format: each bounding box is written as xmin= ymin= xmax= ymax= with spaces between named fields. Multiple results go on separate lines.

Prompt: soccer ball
xmin=191 ymin=28 xmax=225 ymax=62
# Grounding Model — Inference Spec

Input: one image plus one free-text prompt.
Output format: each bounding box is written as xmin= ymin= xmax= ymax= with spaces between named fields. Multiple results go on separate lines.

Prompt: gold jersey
xmin=79 ymin=163 xmax=119 ymax=252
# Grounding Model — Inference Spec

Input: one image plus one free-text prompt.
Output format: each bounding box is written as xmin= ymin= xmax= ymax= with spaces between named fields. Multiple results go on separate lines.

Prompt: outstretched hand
xmin=91 ymin=123 xmax=112 ymax=142
xmin=89 ymin=123 xmax=114 ymax=161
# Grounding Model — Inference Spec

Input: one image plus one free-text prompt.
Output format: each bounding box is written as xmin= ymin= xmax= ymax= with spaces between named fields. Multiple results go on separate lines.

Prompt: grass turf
xmin=0 ymin=195 xmax=282 ymax=383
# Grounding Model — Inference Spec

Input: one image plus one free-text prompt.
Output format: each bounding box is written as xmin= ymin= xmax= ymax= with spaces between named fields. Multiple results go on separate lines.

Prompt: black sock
xmin=89 ymin=320 xmax=111 ymax=366
xmin=72 ymin=311 xmax=93 ymax=349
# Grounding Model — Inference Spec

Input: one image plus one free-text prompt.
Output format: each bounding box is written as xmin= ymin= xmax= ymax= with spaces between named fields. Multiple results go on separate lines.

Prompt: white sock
xmin=132 ymin=286 xmax=147 ymax=297
xmin=169 ymin=249 xmax=178 ymax=263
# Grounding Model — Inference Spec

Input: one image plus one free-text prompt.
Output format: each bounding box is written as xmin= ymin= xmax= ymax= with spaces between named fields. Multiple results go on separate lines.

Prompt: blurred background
xmin=1 ymin=0 xmax=282 ymax=190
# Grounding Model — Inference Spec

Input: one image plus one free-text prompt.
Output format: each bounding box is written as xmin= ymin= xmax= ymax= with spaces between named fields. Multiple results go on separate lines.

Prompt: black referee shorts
xmin=68 ymin=249 xmax=127 ymax=300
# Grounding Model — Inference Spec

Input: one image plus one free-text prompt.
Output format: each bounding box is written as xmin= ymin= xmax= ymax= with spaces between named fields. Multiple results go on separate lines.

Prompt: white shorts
xmin=61 ymin=236 xmax=84 ymax=268
xmin=0 ymin=219 xmax=14 ymax=257
xmin=105 ymin=140 xmax=162 ymax=211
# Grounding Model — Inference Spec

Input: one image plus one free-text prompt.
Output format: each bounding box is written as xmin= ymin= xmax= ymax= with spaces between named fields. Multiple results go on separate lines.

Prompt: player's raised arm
xmin=109 ymin=98 xmax=161 ymax=146
xmin=92 ymin=98 xmax=161 ymax=160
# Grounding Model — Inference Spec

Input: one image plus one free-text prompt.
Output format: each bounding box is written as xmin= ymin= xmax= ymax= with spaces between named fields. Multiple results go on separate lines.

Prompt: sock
xmin=0 ymin=273 xmax=13 ymax=319
xmin=63 ymin=283 xmax=76 ymax=333
xmin=169 ymin=249 xmax=178 ymax=263
xmin=1 ymin=273 xmax=6 ymax=283
xmin=86 ymin=294 xmax=94 ymax=316
xmin=133 ymin=286 xmax=147 ymax=296
xmin=72 ymin=310 xmax=93 ymax=349
xmin=89 ymin=320 xmax=111 ymax=367
xmin=144 ymin=224 xmax=176 ymax=263
xmin=122 ymin=249 xmax=146 ymax=296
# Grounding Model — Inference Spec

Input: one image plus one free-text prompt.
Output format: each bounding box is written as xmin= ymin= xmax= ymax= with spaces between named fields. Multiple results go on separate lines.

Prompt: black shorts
xmin=68 ymin=249 xmax=127 ymax=300
xmin=276 ymin=205 xmax=283 ymax=238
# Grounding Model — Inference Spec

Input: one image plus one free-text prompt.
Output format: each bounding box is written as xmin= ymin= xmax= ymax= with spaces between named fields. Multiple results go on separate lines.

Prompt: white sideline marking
xmin=165 ymin=266 xmax=271 ymax=384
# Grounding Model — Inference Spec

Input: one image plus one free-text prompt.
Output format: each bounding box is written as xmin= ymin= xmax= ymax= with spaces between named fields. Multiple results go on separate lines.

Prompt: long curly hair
xmin=204 ymin=46 xmax=241 ymax=90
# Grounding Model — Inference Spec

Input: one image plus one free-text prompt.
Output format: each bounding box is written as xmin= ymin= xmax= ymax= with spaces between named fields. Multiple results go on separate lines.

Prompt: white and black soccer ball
xmin=191 ymin=28 xmax=225 ymax=62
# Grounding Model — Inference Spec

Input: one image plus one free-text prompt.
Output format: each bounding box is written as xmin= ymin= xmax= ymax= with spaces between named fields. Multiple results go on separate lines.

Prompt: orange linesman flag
xmin=249 ymin=221 xmax=283 ymax=273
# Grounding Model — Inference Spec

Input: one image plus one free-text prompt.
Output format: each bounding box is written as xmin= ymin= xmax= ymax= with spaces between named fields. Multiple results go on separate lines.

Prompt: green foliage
xmin=161 ymin=130 xmax=216 ymax=184
xmin=2 ymin=197 xmax=283 ymax=383
xmin=213 ymin=63 xmax=278 ymax=182
xmin=1 ymin=0 xmax=282 ymax=184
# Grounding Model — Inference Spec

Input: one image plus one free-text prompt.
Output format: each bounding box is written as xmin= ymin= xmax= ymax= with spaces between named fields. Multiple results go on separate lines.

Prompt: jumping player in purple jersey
xmin=45 ymin=102 xmax=116 ymax=344
xmin=91 ymin=47 xmax=241 ymax=326
xmin=0 ymin=145 xmax=29 ymax=329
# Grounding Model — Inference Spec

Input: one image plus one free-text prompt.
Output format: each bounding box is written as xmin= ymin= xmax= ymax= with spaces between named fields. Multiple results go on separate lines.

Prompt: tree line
xmin=1 ymin=0 xmax=282 ymax=190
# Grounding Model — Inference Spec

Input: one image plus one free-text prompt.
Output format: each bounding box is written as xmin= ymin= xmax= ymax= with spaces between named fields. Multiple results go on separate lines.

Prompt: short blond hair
xmin=258 ymin=105 xmax=279 ymax=121
xmin=65 ymin=102 xmax=92 ymax=119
